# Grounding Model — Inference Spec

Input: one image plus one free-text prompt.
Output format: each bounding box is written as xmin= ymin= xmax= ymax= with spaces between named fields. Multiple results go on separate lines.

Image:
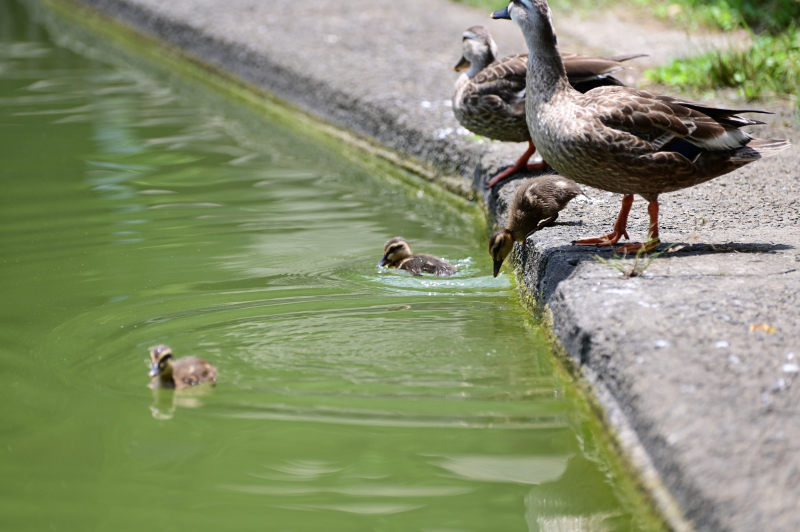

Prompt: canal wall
xmin=55 ymin=0 xmax=800 ymax=530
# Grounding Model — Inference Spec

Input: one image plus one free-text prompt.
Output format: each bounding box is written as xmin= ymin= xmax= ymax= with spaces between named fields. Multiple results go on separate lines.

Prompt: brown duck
xmin=493 ymin=0 xmax=790 ymax=253
xmin=148 ymin=344 xmax=218 ymax=389
xmin=378 ymin=237 xmax=456 ymax=276
xmin=452 ymin=25 xmax=645 ymax=189
xmin=489 ymin=174 xmax=583 ymax=277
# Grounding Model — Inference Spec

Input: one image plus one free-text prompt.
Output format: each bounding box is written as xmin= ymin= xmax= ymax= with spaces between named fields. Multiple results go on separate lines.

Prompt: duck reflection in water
xmin=146 ymin=344 xmax=218 ymax=419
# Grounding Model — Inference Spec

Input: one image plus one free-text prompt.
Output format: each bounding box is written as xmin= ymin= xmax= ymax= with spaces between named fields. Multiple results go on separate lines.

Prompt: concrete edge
xmin=522 ymin=277 xmax=696 ymax=532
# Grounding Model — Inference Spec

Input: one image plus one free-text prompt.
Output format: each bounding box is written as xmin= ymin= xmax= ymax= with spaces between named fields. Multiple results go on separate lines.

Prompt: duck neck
xmin=466 ymin=49 xmax=495 ymax=79
xmin=521 ymin=14 xmax=571 ymax=109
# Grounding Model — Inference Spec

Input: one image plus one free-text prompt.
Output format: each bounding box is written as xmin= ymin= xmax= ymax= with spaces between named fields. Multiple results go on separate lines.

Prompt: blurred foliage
xmin=645 ymin=0 xmax=800 ymax=33
xmin=646 ymin=29 xmax=800 ymax=105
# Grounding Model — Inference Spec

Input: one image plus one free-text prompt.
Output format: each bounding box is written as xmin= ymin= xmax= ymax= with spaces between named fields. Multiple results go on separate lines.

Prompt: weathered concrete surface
xmin=59 ymin=0 xmax=800 ymax=530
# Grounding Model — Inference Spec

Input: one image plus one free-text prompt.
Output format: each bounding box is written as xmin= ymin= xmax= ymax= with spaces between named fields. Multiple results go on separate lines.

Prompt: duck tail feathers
xmin=605 ymin=53 xmax=648 ymax=63
xmin=732 ymin=138 xmax=791 ymax=161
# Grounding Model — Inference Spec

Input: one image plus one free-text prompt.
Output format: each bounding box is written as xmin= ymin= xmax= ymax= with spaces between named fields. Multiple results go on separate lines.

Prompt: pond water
xmin=0 ymin=1 xmax=659 ymax=531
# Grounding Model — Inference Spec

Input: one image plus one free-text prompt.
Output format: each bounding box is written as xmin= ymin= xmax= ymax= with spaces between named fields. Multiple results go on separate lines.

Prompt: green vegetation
xmin=645 ymin=0 xmax=799 ymax=33
xmin=646 ymin=29 xmax=800 ymax=104
xmin=644 ymin=0 xmax=800 ymax=109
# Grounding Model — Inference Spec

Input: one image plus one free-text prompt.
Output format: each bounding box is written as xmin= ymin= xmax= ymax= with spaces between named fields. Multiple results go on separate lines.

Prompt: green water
xmin=0 ymin=1 xmax=656 ymax=531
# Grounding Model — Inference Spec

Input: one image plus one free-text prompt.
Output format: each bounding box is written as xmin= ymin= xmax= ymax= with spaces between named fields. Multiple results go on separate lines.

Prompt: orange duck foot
xmin=486 ymin=141 xmax=548 ymax=189
xmin=571 ymin=229 xmax=629 ymax=247
xmin=571 ymin=194 xmax=636 ymax=248
xmin=613 ymin=238 xmax=660 ymax=255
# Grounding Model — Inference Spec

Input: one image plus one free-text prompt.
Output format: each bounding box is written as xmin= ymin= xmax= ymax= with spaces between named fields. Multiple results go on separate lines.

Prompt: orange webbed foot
xmin=613 ymin=239 xmax=660 ymax=255
xmin=571 ymin=229 xmax=630 ymax=247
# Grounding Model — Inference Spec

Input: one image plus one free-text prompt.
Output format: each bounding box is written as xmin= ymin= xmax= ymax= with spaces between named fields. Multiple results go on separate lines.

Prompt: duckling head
xmin=378 ymin=237 xmax=412 ymax=268
xmin=453 ymin=25 xmax=498 ymax=78
xmin=489 ymin=229 xmax=515 ymax=277
xmin=148 ymin=344 xmax=174 ymax=379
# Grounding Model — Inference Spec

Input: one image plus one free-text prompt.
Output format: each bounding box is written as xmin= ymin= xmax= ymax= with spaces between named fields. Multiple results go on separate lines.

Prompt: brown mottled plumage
xmin=378 ymin=237 xmax=456 ymax=276
xmin=489 ymin=174 xmax=583 ymax=277
xmin=148 ymin=345 xmax=217 ymax=390
xmin=452 ymin=25 xmax=645 ymax=188
xmin=493 ymin=1 xmax=790 ymax=253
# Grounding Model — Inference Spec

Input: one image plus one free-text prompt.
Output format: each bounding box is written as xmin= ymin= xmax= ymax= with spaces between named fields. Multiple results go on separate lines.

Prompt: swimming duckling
xmin=489 ymin=175 xmax=583 ymax=277
xmin=378 ymin=237 xmax=456 ymax=276
xmin=148 ymin=344 xmax=218 ymax=389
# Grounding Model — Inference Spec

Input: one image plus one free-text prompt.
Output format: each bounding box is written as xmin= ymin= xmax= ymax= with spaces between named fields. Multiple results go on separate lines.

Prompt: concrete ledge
xmin=58 ymin=0 xmax=800 ymax=530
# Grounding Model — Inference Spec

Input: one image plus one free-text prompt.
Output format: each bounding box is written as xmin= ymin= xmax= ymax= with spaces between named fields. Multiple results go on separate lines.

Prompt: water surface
xmin=0 ymin=1 xmax=655 ymax=530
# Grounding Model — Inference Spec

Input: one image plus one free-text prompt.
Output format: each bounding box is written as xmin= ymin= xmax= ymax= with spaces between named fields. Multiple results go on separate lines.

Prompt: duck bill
xmin=377 ymin=256 xmax=389 ymax=268
xmin=491 ymin=6 xmax=511 ymax=19
xmin=453 ymin=57 xmax=470 ymax=72
xmin=148 ymin=363 xmax=161 ymax=378
xmin=493 ymin=260 xmax=504 ymax=278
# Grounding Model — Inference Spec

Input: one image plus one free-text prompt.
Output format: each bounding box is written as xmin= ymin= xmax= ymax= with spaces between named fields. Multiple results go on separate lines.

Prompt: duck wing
xmin=562 ymin=52 xmax=646 ymax=92
xmin=467 ymin=54 xmax=527 ymax=115
xmin=399 ymin=255 xmax=456 ymax=277
xmin=584 ymin=86 xmax=769 ymax=155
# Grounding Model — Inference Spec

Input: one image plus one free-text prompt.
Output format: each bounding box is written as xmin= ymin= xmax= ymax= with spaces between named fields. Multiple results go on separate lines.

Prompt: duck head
xmin=489 ymin=229 xmax=515 ymax=277
xmin=454 ymin=26 xmax=498 ymax=78
xmin=378 ymin=237 xmax=412 ymax=268
xmin=148 ymin=344 xmax=174 ymax=379
xmin=492 ymin=0 xmax=557 ymax=50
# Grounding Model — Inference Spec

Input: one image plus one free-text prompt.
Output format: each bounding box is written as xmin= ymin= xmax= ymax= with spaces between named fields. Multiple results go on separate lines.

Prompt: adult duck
xmin=492 ymin=0 xmax=789 ymax=253
xmin=452 ymin=25 xmax=645 ymax=188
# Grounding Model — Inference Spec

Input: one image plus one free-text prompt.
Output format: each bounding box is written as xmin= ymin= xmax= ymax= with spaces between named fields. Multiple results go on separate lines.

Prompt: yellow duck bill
xmin=453 ymin=56 xmax=470 ymax=71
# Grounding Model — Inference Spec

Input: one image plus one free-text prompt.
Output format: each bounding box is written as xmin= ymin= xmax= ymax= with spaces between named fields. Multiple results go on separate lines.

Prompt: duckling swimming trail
xmin=0 ymin=1 xmax=660 ymax=530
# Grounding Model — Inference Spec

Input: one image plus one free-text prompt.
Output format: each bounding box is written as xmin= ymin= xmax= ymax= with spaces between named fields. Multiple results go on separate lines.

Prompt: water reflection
xmin=432 ymin=455 xmax=570 ymax=485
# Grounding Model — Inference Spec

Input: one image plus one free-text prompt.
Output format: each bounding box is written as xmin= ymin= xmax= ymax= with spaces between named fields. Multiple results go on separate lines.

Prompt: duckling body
xmin=452 ymin=25 xmax=645 ymax=188
xmin=378 ymin=237 xmax=456 ymax=277
xmin=148 ymin=345 xmax=217 ymax=390
xmin=493 ymin=1 xmax=789 ymax=253
xmin=489 ymin=175 xmax=583 ymax=277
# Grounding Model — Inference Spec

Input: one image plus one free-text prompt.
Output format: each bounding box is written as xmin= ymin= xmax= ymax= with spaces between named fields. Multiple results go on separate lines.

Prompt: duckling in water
xmin=378 ymin=237 xmax=456 ymax=276
xmin=489 ymin=175 xmax=583 ymax=277
xmin=148 ymin=344 xmax=218 ymax=389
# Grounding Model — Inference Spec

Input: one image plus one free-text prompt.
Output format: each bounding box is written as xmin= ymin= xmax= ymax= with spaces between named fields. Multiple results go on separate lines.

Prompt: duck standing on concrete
xmin=492 ymin=0 xmax=789 ymax=254
xmin=452 ymin=25 xmax=645 ymax=189
xmin=378 ymin=237 xmax=456 ymax=276
xmin=148 ymin=344 xmax=218 ymax=389
xmin=489 ymin=174 xmax=583 ymax=277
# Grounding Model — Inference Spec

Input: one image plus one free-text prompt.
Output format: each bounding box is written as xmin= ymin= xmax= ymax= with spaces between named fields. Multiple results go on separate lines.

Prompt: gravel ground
xmin=57 ymin=0 xmax=800 ymax=530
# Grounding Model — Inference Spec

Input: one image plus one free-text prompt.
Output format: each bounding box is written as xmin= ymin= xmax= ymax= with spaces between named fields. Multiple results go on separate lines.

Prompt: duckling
xmin=452 ymin=25 xmax=645 ymax=189
xmin=148 ymin=344 xmax=217 ymax=389
xmin=378 ymin=237 xmax=456 ymax=276
xmin=489 ymin=175 xmax=583 ymax=277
